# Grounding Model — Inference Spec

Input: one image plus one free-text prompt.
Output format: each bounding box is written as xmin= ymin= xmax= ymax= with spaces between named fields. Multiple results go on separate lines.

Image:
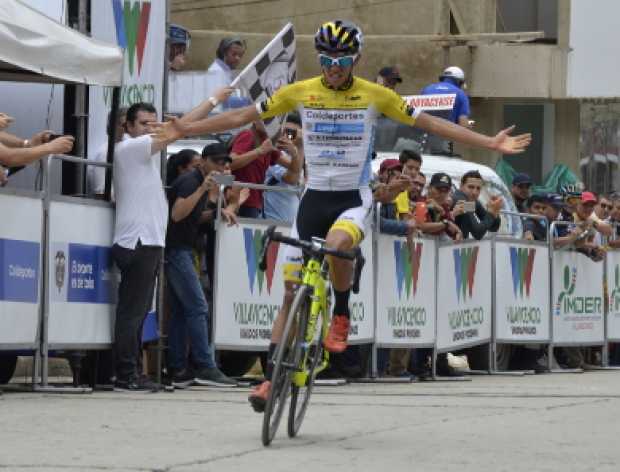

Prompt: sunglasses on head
xmin=318 ymin=54 xmax=357 ymax=68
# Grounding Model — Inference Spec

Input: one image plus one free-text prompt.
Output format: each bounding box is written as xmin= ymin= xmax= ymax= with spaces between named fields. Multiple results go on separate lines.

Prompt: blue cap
xmin=169 ymin=24 xmax=190 ymax=45
xmin=512 ymin=172 xmax=533 ymax=186
xmin=545 ymin=193 xmax=565 ymax=208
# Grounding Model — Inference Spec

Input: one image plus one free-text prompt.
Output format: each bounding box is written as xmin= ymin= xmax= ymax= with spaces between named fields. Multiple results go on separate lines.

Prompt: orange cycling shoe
xmin=248 ymin=380 xmax=271 ymax=413
xmin=323 ymin=314 xmax=350 ymax=353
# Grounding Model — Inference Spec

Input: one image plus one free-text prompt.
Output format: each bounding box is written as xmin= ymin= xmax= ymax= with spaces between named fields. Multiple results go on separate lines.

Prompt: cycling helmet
xmin=314 ymin=20 xmax=363 ymax=55
xmin=440 ymin=66 xmax=465 ymax=84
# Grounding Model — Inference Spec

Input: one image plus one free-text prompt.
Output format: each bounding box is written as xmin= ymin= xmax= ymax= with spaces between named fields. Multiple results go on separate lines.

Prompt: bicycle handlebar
xmin=258 ymin=226 xmax=365 ymax=294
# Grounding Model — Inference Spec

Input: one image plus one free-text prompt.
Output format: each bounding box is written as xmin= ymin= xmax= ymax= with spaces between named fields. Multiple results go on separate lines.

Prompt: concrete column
xmin=553 ymin=99 xmax=580 ymax=175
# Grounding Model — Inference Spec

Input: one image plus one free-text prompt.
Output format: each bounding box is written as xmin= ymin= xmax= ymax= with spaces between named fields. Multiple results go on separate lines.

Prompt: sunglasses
xmin=318 ymin=54 xmax=357 ymax=68
xmin=600 ymin=204 xmax=612 ymax=210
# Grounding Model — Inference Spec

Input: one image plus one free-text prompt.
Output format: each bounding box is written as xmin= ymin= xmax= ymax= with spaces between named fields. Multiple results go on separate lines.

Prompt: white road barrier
xmin=494 ymin=240 xmax=550 ymax=343
xmin=0 ymin=192 xmax=43 ymax=349
xmin=375 ymin=235 xmax=436 ymax=347
xmin=436 ymin=239 xmax=492 ymax=353
xmin=551 ymin=249 xmax=605 ymax=345
xmin=46 ymin=199 xmax=117 ymax=347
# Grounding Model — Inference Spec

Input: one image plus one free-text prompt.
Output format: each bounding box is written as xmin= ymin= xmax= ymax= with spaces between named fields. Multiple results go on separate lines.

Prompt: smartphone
xmin=463 ymin=201 xmax=475 ymax=213
xmin=212 ymin=173 xmax=234 ymax=186
xmin=285 ymin=128 xmax=297 ymax=140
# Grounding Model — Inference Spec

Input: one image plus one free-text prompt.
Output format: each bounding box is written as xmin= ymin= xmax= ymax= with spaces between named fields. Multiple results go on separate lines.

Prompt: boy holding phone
xmin=451 ymin=170 xmax=503 ymax=240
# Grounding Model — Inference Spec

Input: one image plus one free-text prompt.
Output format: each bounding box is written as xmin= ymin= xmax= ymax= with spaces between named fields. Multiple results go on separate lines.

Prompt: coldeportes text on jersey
xmin=305 ymin=110 xmax=365 ymax=121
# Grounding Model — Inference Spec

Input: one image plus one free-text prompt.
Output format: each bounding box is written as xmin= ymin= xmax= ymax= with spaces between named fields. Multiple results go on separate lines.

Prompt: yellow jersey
xmin=256 ymin=76 xmax=420 ymax=191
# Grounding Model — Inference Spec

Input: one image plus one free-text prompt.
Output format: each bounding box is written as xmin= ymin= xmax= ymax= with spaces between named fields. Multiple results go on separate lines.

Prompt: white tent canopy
xmin=0 ymin=0 xmax=123 ymax=86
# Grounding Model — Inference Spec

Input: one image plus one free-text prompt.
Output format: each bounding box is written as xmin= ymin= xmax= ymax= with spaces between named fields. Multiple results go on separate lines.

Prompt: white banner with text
xmin=375 ymin=235 xmax=436 ymax=347
xmin=436 ymin=240 xmax=492 ymax=352
xmin=494 ymin=241 xmax=550 ymax=343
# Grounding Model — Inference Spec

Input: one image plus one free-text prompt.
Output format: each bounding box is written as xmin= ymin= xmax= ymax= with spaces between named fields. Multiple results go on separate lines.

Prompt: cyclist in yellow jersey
xmin=155 ymin=20 xmax=531 ymax=411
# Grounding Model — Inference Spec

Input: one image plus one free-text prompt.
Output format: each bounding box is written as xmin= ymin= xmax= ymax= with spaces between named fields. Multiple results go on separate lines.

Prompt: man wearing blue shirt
xmin=421 ymin=66 xmax=471 ymax=128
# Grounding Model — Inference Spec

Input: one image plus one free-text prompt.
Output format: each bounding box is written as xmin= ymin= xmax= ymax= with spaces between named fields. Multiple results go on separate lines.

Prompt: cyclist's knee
xmin=326 ymin=229 xmax=354 ymax=251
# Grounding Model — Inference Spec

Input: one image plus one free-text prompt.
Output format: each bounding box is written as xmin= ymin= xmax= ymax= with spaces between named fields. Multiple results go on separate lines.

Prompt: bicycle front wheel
xmin=287 ymin=288 xmax=323 ymax=438
xmin=261 ymin=285 xmax=311 ymax=446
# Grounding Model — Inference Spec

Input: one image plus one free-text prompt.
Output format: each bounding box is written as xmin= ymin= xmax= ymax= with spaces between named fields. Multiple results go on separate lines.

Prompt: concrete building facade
xmin=172 ymin=0 xmax=620 ymax=193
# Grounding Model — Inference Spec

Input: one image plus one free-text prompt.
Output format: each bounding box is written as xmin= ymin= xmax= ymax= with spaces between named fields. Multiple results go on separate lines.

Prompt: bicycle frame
xmin=291 ymin=258 xmax=330 ymax=388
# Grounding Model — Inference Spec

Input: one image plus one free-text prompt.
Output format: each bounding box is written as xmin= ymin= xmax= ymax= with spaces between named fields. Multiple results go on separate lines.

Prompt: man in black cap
xmin=511 ymin=172 xmax=533 ymax=213
xmin=165 ymin=143 xmax=239 ymax=388
xmin=376 ymin=66 xmax=403 ymax=91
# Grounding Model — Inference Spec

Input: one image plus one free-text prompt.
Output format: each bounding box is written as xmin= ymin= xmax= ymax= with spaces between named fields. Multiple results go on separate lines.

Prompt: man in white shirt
xmin=111 ymin=102 xmax=173 ymax=392
xmin=112 ymin=92 xmax=232 ymax=392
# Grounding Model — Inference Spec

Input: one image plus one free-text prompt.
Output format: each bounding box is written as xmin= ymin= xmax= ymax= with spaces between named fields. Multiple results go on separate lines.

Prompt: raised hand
xmin=214 ymin=86 xmax=235 ymax=105
xmin=491 ymin=125 xmax=532 ymax=154
xmin=150 ymin=116 xmax=186 ymax=143
xmin=46 ymin=136 xmax=75 ymax=154
xmin=30 ymin=130 xmax=53 ymax=146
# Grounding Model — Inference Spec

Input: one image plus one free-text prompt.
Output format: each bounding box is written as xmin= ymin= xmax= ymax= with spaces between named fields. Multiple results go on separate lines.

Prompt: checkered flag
xmin=231 ymin=23 xmax=296 ymax=138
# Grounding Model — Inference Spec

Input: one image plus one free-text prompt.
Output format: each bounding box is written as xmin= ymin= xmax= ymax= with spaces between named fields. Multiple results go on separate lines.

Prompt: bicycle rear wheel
xmin=287 ymin=292 xmax=324 ymax=438
xmin=261 ymin=285 xmax=310 ymax=446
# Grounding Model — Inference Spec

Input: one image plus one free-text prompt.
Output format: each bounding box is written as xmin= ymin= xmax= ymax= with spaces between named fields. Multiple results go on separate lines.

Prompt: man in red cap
xmin=569 ymin=191 xmax=610 ymax=262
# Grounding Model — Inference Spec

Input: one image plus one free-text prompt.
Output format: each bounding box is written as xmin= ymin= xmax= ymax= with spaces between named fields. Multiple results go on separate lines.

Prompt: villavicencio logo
xmin=453 ymin=246 xmax=478 ymax=301
xmin=509 ymin=247 xmax=536 ymax=298
xmin=243 ymin=228 xmax=279 ymax=295
xmin=112 ymin=0 xmax=151 ymax=76
xmin=393 ymin=240 xmax=422 ymax=300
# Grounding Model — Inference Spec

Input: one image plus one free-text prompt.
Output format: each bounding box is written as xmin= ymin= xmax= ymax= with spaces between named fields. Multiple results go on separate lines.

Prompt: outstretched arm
xmin=414 ymin=112 xmax=531 ymax=154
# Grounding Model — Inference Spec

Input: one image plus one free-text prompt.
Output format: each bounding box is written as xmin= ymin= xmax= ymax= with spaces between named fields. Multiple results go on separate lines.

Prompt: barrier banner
xmin=552 ymin=250 xmax=604 ymax=345
xmin=214 ymin=221 xmax=289 ymax=349
xmin=436 ymin=240 xmax=492 ymax=352
xmin=605 ymin=251 xmax=620 ymax=341
xmin=214 ymin=221 xmax=375 ymax=348
xmin=494 ymin=241 xmax=550 ymax=342
xmin=0 ymin=194 xmax=42 ymax=347
xmin=348 ymin=234 xmax=375 ymax=344
xmin=375 ymin=235 xmax=436 ymax=347
xmin=47 ymin=201 xmax=117 ymax=346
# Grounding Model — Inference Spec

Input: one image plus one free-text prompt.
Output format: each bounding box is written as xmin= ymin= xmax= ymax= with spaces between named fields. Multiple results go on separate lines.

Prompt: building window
xmin=497 ymin=0 xmax=558 ymax=43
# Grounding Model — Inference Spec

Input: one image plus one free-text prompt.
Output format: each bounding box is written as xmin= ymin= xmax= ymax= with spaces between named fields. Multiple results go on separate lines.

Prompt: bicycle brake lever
xmin=258 ymin=225 xmax=277 ymax=272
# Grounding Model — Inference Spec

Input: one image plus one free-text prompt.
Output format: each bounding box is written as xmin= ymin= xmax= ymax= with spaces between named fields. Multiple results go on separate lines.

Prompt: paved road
xmin=2 ymin=372 xmax=619 ymax=471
